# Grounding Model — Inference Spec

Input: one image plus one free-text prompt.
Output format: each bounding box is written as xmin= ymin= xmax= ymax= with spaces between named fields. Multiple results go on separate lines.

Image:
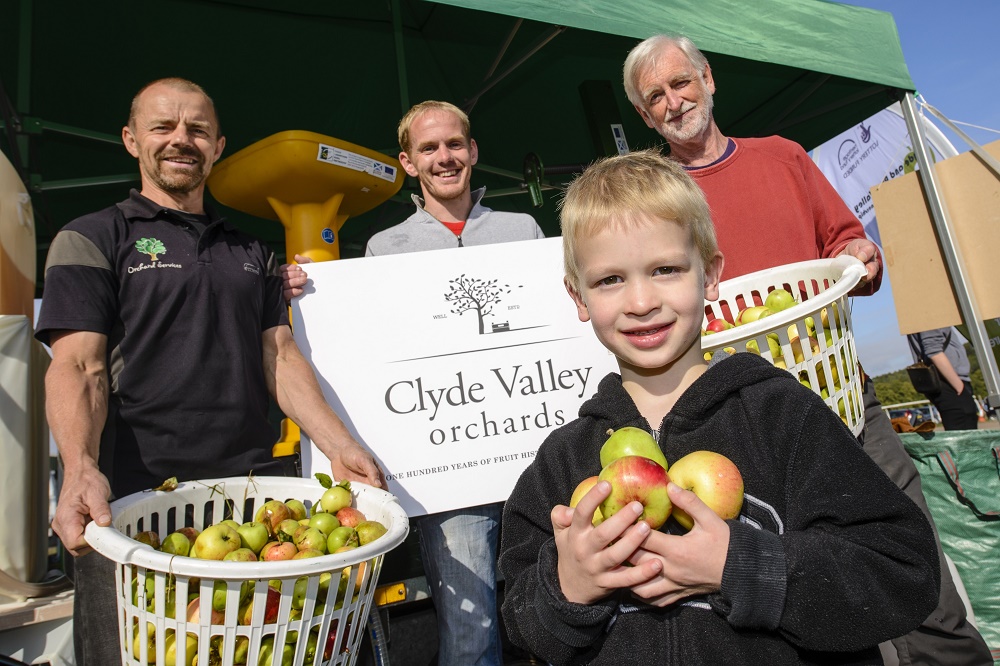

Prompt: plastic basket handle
xmin=933 ymin=447 xmax=1000 ymax=518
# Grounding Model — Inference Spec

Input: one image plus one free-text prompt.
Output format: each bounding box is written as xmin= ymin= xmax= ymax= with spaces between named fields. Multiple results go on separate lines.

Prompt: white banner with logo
xmin=812 ymin=102 xmax=958 ymax=248
xmin=293 ymin=237 xmax=618 ymax=517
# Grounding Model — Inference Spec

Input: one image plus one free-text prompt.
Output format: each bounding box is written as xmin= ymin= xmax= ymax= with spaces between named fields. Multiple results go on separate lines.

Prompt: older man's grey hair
xmin=623 ymin=35 xmax=710 ymax=108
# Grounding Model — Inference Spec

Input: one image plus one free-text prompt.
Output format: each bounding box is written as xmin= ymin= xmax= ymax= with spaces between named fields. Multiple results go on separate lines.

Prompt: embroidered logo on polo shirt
xmin=243 ymin=263 xmax=260 ymax=275
xmin=127 ymin=237 xmax=183 ymax=273
xmin=135 ymin=237 xmax=166 ymax=261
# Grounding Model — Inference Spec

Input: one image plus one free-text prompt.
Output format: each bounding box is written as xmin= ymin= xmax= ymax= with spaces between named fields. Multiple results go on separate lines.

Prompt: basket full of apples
xmin=84 ymin=475 xmax=408 ymax=666
xmin=701 ymin=257 xmax=867 ymax=435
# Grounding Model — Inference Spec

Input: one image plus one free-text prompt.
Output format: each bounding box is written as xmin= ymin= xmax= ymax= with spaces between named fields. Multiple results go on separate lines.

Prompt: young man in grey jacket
xmin=283 ymin=100 xmax=543 ymax=666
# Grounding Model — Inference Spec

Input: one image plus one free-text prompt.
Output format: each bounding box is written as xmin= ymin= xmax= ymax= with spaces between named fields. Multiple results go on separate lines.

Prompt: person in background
xmin=908 ymin=327 xmax=980 ymax=430
xmin=36 ymin=78 xmax=382 ymax=665
xmin=621 ymin=34 xmax=992 ymax=665
xmin=282 ymin=100 xmax=544 ymax=666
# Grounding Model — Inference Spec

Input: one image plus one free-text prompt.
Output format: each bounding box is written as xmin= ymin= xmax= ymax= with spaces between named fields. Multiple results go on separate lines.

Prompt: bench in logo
xmin=444 ymin=274 xmax=526 ymax=335
xmin=135 ymin=237 xmax=166 ymax=261
xmin=321 ymin=228 xmax=335 ymax=244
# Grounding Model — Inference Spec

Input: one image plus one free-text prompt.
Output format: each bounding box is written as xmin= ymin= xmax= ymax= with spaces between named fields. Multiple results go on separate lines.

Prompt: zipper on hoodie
xmin=457 ymin=235 xmax=464 ymax=247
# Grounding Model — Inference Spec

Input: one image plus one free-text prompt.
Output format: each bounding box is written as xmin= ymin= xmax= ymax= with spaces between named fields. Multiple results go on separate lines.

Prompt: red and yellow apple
xmin=667 ymin=451 xmax=744 ymax=530
xmin=598 ymin=455 xmax=672 ymax=529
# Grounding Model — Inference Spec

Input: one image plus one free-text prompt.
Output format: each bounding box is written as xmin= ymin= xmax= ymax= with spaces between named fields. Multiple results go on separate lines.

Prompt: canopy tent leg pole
xmin=12 ymin=0 xmax=33 ymax=169
xmin=899 ymin=92 xmax=1000 ymax=408
xmin=391 ymin=0 xmax=410 ymax=116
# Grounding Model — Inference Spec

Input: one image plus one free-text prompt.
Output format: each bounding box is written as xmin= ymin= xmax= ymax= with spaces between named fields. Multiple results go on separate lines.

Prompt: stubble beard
xmin=149 ymin=150 xmax=208 ymax=195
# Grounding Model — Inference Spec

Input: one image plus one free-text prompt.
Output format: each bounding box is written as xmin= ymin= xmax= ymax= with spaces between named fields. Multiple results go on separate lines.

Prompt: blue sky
xmin=834 ymin=1 xmax=1000 ymax=376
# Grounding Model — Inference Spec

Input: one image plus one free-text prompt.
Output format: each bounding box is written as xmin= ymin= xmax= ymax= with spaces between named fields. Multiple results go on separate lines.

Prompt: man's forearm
xmin=271 ymin=350 xmax=353 ymax=454
xmin=930 ymin=352 xmax=965 ymax=393
xmin=45 ymin=356 xmax=108 ymax=472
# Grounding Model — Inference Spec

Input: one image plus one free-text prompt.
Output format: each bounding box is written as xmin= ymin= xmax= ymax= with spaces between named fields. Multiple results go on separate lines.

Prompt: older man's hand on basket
xmin=840 ymin=238 xmax=880 ymax=283
xmin=839 ymin=238 xmax=881 ymax=296
xmin=51 ymin=462 xmax=113 ymax=556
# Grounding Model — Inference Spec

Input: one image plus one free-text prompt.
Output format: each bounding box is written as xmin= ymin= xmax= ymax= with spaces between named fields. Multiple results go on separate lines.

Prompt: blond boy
xmin=498 ymin=149 xmax=938 ymax=665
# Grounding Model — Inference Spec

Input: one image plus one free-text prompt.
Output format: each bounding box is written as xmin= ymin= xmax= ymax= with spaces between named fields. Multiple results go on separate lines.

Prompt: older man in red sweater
xmin=622 ymin=34 xmax=991 ymax=666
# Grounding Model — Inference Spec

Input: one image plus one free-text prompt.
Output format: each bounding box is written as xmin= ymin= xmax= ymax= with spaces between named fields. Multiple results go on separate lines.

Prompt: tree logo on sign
xmin=444 ymin=274 xmax=519 ymax=334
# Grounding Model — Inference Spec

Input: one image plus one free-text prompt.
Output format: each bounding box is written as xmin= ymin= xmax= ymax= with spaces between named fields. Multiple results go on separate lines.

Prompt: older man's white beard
xmin=659 ymin=94 xmax=714 ymax=143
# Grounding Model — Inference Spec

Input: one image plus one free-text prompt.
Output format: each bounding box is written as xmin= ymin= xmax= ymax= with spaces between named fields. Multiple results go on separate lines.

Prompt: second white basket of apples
xmin=84 ymin=474 xmax=409 ymax=666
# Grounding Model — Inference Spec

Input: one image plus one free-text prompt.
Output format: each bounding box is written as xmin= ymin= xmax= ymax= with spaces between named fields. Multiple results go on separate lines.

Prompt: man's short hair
xmin=128 ymin=77 xmax=220 ymax=134
xmin=560 ymin=148 xmax=718 ymax=292
xmin=623 ymin=34 xmax=710 ymax=108
xmin=397 ymin=101 xmax=471 ymax=154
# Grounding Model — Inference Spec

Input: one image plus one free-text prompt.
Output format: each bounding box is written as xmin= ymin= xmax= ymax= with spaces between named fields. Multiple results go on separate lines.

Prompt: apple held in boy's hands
xmin=599 ymin=455 xmax=672 ymax=529
xmin=666 ymin=451 xmax=744 ymax=530
xmin=599 ymin=427 xmax=668 ymax=469
xmin=569 ymin=476 xmax=604 ymax=525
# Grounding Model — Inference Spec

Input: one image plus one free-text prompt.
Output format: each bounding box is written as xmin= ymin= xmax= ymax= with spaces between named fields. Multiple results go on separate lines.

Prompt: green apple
xmin=284 ymin=499 xmax=308 ymax=521
xmin=192 ymin=523 xmax=241 ymax=560
xmin=236 ymin=521 xmax=269 ymax=554
xmin=160 ymin=531 xmax=191 ymax=557
xmin=257 ymin=635 xmax=293 ymax=666
xmin=326 ymin=526 xmax=358 ymax=552
xmin=355 ymin=520 xmax=387 ymax=546
xmin=132 ymin=621 xmax=157 ymax=663
xmin=308 ymin=512 xmax=340 ymax=538
xmin=164 ymin=630 xmax=198 ymax=666
xmin=320 ymin=481 xmax=352 ymax=514
xmin=764 ymin=288 xmax=796 ymax=312
xmin=293 ymin=526 xmax=328 ymax=553
xmin=599 ymin=426 xmax=668 ymax=469
xmin=220 ymin=519 xmax=241 ymax=532
xmin=275 ymin=519 xmax=301 ymax=544
xmin=224 ymin=547 xmax=258 ymax=562
xmin=736 ymin=305 xmax=772 ymax=325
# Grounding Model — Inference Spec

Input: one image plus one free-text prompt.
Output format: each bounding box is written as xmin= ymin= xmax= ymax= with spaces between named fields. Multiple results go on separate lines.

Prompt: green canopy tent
xmin=1 ymin=0 xmax=914 ymax=287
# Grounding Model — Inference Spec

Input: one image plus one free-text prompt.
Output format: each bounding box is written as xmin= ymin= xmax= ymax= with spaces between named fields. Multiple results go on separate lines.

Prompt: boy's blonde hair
xmin=560 ymin=148 xmax=718 ymax=292
xmin=397 ymin=101 xmax=471 ymax=154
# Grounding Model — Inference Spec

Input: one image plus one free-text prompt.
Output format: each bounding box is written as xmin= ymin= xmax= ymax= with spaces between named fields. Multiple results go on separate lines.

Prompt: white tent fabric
xmin=812 ymin=101 xmax=958 ymax=248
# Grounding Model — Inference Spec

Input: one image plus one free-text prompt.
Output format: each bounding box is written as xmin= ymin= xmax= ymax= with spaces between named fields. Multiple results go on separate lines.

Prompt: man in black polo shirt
xmin=35 ymin=77 xmax=383 ymax=665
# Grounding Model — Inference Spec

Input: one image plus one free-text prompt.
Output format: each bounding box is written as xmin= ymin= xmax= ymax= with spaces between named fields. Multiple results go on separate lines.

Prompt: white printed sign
xmin=293 ymin=237 xmax=619 ymax=516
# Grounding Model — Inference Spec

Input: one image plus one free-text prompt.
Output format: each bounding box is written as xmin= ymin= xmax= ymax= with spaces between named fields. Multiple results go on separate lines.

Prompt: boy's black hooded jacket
xmin=499 ymin=353 xmax=939 ymax=665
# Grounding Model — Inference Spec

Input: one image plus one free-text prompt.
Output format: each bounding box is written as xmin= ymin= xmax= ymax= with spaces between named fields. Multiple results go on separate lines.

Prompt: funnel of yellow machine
xmin=208 ymin=130 xmax=404 ymax=261
xmin=208 ymin=131 xmax=404 ymax=457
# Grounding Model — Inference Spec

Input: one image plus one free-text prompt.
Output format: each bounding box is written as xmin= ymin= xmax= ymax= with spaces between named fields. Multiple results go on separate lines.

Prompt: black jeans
xmin=72 ymin=549 xmax=123 ymax=666
xmin=929 ymin=381 xmax=980 ymax=431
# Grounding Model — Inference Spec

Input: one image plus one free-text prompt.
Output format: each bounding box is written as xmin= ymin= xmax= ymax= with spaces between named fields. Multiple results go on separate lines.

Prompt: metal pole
xmin=16 ymin=0 xmax=33 ymax=162
xmin=899 ymin=92 xmax=1000 ymax=406
xmin=391 ymin=0 xmax=410 ymax=116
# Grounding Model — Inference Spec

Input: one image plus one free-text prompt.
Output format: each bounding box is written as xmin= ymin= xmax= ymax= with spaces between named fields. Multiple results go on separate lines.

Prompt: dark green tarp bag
xmin=901 ymin=430 xmax=1000 ymax=662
